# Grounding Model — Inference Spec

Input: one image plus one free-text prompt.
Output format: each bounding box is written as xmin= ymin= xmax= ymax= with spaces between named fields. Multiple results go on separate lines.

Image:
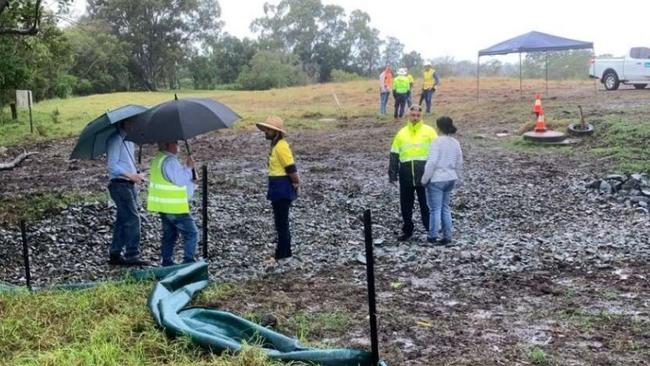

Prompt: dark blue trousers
xmin=272 ymin=199 xmax=292 ymax=260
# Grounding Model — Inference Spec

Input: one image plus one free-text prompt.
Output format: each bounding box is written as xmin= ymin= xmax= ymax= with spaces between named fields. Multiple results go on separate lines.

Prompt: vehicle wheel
xmin=602 ymin=71 xmax=620 ymax=90
xmin=633 ymin=84 xmax=647 ymax=89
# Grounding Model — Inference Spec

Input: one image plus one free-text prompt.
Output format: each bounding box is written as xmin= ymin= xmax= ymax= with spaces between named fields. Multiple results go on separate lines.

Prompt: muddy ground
xmin=1 ymin=83 xmax=649 ymax=365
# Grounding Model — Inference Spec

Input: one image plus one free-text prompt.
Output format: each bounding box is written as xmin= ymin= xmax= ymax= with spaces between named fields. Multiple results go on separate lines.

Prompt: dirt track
xmin=1 ymin=81 xmax=649 ymax=365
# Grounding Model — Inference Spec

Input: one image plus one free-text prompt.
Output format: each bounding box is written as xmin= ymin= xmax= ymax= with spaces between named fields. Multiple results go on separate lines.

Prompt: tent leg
xmin=592 ymin=48 xmax=598 ymax=95
xmin=519 ymin=53 xmax=522 ymax=99
xmin=545 ymin=51 xmax=549 ymax=96
xmin=476 ymin=56 xmax=480 ymax=101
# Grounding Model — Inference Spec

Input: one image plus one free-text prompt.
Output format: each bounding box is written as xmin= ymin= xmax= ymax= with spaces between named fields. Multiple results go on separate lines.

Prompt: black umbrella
xmin=126 ymin=96 xmax=239 ymax=145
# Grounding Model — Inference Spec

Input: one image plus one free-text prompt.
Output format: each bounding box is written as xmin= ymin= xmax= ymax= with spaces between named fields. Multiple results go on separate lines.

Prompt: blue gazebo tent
xmin=477 ymin=31 xmax=594 ymax=99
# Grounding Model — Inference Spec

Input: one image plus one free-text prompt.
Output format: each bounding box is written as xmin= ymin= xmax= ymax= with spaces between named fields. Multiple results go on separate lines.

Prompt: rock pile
xmin=583 ymin=173 xmax=650 ymax=214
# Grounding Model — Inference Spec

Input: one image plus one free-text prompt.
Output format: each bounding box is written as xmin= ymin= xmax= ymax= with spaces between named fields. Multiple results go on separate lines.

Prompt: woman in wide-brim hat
xmin=256 ymin=116 xmax=301 ymax=263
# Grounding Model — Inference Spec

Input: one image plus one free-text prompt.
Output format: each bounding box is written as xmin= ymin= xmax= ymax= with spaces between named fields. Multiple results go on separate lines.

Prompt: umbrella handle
xmin=184 ymin=140 xmax=198 ymax=180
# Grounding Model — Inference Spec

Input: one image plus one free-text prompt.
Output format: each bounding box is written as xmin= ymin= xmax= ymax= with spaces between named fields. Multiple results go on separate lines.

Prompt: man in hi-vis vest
xmin=389 ymin=105 xmax=438 ymax=241
xmin=147 ymin=141 xmax=198 ymax=266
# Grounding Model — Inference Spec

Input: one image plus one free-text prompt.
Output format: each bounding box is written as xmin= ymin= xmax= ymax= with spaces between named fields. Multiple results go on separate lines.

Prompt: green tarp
xmin=135 ymin=261 xmax=375 ymax=366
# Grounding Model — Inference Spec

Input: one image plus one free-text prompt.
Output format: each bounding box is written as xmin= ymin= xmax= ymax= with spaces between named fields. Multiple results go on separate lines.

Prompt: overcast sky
xmin=70 ymin=0 xmax=650 ymax=61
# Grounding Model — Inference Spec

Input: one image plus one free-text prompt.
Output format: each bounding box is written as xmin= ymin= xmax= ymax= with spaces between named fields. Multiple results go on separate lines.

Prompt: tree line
xmin=0 ymin=0 xmax=593 ymax=108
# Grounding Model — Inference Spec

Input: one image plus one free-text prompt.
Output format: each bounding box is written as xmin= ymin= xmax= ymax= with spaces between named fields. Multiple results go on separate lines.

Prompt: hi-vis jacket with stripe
xmin=389 ymin=121 xmax=438 ymax=187
xmin=147 ymin=152 xmax=190 ymax=214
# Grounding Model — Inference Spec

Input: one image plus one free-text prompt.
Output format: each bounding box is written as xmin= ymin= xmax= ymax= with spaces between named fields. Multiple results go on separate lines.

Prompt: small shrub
xmin=528 ymin=346 xmax=548 ymax=365
xmin=236 ymin=51 xmax=309 ymax=90
xmin=330 ymin=69 xmax=364 ymax=82
xmin=54 ymin=74 xmax=77 ymax=99
xmin=36 ymin=124 xmax=49 ymax=137
xmin=51 ymin=108 xmax=61 ymax=124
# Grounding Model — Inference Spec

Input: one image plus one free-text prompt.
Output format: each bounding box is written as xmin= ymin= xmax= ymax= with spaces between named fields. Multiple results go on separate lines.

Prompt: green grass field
xmin=0 ymin=80 xmax=383 ymax=146
xmin=0 ymin=282 xmax=312 ymax=366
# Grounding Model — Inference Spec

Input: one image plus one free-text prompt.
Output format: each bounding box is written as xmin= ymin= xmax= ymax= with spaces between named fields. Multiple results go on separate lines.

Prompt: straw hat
xmin=397 ymin=68 xmax=407 ymax=75
xmin=256 ymin=116 xmax=286 ymax=134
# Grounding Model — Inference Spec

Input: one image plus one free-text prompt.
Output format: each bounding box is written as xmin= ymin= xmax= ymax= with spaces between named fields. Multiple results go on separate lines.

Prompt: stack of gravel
xmin=583 ymin=173 xmax=650 ymax=214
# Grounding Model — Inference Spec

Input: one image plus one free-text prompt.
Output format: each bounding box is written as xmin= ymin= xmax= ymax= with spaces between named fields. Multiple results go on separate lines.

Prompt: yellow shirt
xmin=407 ymin=74 xmax=414 ymax=88
xmin=268 ymin=139 xmax=295 ymax=176
xmin=423 ymin=69 xmax=435 ymax=89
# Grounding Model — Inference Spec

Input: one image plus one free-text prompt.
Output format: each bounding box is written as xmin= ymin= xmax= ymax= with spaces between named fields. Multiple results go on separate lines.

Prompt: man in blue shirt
xmin=105 ymin=118 xmax=147 ymax=265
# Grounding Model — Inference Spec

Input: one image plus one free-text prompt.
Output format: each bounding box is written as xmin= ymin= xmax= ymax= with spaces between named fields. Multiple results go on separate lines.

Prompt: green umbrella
xmin=70 ymin=105 xmax=148 ymax=160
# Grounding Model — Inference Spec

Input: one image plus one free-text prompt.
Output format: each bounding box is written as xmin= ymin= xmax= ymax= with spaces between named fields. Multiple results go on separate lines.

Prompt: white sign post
xmin=16 ymin=90 xmax=33 ymax=133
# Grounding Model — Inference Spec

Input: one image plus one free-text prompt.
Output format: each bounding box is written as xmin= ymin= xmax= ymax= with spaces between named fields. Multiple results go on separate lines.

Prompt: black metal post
xmin=20 ymin=220 xmax=32 ymax=291
xmin=10 ymin=103 xmax=17 ymax=120
xmin=201 ymin=164 xmax=209 ymax=260
xmin=363 ymin=209 xmax=379 ymax=365
xmin=28 ymin=104 xmax=33 ymax=134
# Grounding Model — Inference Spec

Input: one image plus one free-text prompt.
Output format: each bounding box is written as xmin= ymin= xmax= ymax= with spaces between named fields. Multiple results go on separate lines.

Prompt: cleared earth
xmin=1 ymin=79 xmax=649 ymax=365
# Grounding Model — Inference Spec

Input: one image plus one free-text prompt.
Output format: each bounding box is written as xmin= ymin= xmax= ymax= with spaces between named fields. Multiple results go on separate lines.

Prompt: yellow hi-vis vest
xmin=390 ymin=121 xmax=438 ymax=162
xmin=423 ymin=69 xmax=436 ymax=89
xmin=147 ymin=152 xmax=189 ymax=214
xmin=393 ymin=75 xmax=410 ymax=93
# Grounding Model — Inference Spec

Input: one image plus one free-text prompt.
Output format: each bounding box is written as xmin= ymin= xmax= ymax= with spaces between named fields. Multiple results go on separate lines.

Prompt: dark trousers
xmin=394 ymin=93 xmax=407 ymax=118
xmin=272 ymin=199 xmax=292 ymax=260
xmin=400 ymin=184 xmax=430 ymax=235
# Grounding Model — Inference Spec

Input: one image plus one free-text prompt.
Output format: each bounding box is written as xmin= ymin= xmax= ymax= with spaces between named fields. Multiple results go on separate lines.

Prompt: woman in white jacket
xmin=421 ymin=116 xmax=463 ymax=245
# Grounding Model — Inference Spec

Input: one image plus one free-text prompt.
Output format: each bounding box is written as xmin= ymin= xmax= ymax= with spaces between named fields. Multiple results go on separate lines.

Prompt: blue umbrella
xmin=70 ymin=105 xmax=148 ymax=160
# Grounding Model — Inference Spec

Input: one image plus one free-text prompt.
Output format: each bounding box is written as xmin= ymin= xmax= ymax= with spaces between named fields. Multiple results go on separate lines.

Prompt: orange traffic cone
xmin=533 ymin=94 xmax=543 ymax=116
xmin=534 ymin=112 xmax=547 ymax=132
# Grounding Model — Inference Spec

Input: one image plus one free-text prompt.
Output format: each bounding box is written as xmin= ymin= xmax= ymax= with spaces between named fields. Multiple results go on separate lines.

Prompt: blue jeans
xmin=108 ymin=181 xmax=141 ymax=260
xmin=380 ymin=92 xmax=389 ymax=114
xmin=419 ymin=89 xmax=434 ymax=113
xmin=159 ymin=213 xmax=198 ymax=266
xmin=425 ymin=180 xmax=456 ymax=240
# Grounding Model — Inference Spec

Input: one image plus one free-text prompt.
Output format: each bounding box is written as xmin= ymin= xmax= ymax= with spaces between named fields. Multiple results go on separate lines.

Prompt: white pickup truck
xmin=589 ymin=47 xmax=650 ymax=90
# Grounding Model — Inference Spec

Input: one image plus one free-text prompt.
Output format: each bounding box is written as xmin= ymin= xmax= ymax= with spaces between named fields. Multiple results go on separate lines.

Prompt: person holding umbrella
xmin=125 ymin=95 xmax=240 ymax=264
xmin=105 ymin=118 xmax=148 ymax=265
xmin=256 ymin=116 xmax=300 ymax=264
xmin=70 ymin=104 xmax=149 ymax=266
xmin=147 ymin=141 xmax=198 ymax=266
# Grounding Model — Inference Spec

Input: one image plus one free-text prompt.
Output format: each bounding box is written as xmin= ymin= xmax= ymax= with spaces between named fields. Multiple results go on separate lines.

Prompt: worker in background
xmin=406 ymin=69 xmax=415 ymax=107
xmin=105 ymin=118 xmax=147 ymax=266
xmin=256 ymin=116 xmax=301 ymax=264
xmin=379 ymin=65 xmax=393 ymax=115
xmin=392 ymin=68 xmax=410 ymax=121
xmin=147 ymin=141 xmax=198 ymax=267
xmin=418 ymin=63 xmax=440 ymax=113
xmin=389 ymin=105 xmax=438 ymax=241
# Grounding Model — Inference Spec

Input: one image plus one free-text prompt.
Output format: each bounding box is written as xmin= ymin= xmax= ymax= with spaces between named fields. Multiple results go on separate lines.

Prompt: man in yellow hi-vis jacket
xmin=389 ymin=105 xmax=438 ymax=241
xmin=147 ymin=141 xmax=198 ymax=266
